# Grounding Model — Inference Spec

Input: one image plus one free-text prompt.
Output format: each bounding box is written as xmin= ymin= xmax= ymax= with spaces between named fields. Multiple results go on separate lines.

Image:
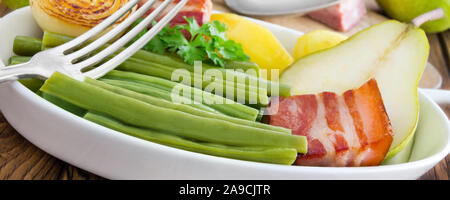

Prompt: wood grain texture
xmin=0 ymin=113 xmax=62 ymax=179
xmin=0 ymin=3 xmax=6 ymax=17
xmin=0 ymin=0 xmax=448 ymax=180
xmin=0 ymin=112 xmax=103 ymax=180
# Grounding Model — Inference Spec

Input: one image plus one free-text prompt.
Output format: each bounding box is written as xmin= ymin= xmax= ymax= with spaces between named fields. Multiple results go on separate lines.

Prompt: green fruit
xmin=377 ymin=0 xmax=450 ymax=33
xmin=280 ymin=20 xmax=429 ymax=159
xmin=2 ymin=0 xmax=29 ymax=10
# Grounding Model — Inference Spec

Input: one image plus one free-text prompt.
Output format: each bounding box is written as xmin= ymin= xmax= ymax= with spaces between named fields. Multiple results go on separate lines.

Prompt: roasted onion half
xmin=30 ymin=0 xmax=135 ymax=37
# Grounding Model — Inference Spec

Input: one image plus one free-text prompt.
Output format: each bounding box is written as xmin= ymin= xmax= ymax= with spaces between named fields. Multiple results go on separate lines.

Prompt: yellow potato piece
xmin=293 ymin=30 xmax=348 ymax=60
xmin=211 ymin=13 xmax=294 ymax=80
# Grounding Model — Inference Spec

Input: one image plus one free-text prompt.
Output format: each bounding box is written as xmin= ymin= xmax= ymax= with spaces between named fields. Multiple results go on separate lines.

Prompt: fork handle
xmin=0 ymin=62 xmax=41 ymax=83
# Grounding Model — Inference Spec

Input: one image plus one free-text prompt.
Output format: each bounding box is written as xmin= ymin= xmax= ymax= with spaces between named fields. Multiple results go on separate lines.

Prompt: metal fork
xmin=0 ymin=0 xmax=188 ymax=82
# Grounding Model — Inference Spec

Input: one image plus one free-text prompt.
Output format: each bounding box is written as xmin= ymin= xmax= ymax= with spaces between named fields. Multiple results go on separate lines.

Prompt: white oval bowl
xmin=0 ymin=7 xmax=449 ymax=180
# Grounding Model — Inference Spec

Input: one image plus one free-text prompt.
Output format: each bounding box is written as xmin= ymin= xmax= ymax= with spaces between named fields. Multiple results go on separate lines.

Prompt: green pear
xmin=2 ymin=0 xmax=29 ymax=10
xmin=280 ymin=20 xmax=429 ymax=160
xmin=377 ymin=0 xmax=450 ymax=33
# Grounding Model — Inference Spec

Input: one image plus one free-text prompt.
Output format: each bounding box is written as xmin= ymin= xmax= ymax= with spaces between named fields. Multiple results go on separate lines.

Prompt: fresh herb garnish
xmin=129 ymin=17 xmax=250 ymax=67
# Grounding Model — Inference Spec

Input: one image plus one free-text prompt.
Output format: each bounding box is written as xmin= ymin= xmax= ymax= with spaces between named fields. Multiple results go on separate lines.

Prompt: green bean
xmin=17 ymin=34 xmax=271 ymax=105
xmin=7 ymin=56 xmax=44 ymax=93
xmin=108 ymin=66 xmax=179 ymax=90
xmin=85 ymin=78 xmax=291 ymax=134
xmin=41 ymin=31 xmax=74 ymax=50
xmin=103 ymin=70 xmax=261 ymax=121
xmin=8 ymin=56 xmax=31 ymax=65
xmin=17 ymin=78 xmax=44 ymax=93
xmin=128 ymin=57 xmax=268 ymax=97
xmin=103 ymin=69 xmax=243 ymax=104
xmin=39 ymin=32 xmax=290 ymax=97
xmin=129 ymin=50 xmax=291 ymax=97
xmin=42 ymin=93 xmax=86 ymax=117
xmin=41 ymin=72 xmax=306 ymax=152
xmin=17 ymin=34 xmax=289 ymax=98
xmin=13 ymin=36 xmax=42 ymax=56
xmin=84 ymin=112 xmax=297 ymax=165
xmin=7 ymin=54 xmax=262 ymax=121
xmin=7 ymin=56 xmax=85 ymax=114
xmin=256 ymin=107 xmax=265 ymax=122
xmin=223 ymin=60 xmax=261 ymax=77
xmin=40 ymin=31 xmax=263 ymax=77
xmin=117 ymin=59 xmax=269 ymax=106
xmin=101 ymin=78 xmax=259 ymax=121
xmin=100 ymin=78 xmax=220 ymax=115
xmin=21 ymin=78 xmax=42 ymax=91
xmin=122 ymin=55 xmax=270 ymax=97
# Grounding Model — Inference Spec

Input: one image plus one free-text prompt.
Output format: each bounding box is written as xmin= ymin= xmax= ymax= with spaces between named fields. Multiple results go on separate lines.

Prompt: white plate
xmin=0 ymin=7 xmax=449 ymax=180
xmin=224 ymin=0 xmax=339 ymax=16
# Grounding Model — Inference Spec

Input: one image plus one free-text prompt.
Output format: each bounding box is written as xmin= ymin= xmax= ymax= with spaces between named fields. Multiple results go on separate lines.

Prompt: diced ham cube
xmin=308 ymin=0 xmax=367 ymax=32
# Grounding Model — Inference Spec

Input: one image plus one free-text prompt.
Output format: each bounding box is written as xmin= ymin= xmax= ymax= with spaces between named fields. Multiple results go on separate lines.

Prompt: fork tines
xmin=55 ymin=0 xmax=189 ymax=79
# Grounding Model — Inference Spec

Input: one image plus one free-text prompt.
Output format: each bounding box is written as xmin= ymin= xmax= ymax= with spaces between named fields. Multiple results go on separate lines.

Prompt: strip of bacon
xmin=267 ymin=79 xmax=393 ymax=167
xmin=138 ymin=0 xmax=213 ymax=26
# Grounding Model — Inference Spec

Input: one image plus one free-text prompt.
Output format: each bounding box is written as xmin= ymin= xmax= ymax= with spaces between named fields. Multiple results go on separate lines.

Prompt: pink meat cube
xmin=139 ymin=0 xmax=212 ymax=26
xmin=308 ymin=0 xmax=367 ymax=32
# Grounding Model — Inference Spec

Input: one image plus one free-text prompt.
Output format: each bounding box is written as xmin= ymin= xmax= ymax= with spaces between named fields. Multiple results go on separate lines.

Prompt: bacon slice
xmin=139 ymin=0 xmax=213 ymax=26
xmin=267 ymin=79 xmax=393 ymax=167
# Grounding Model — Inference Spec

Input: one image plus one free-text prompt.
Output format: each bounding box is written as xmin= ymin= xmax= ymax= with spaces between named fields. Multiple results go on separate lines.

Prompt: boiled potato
xmin=211 ymin=13 xmax=294 ymax=80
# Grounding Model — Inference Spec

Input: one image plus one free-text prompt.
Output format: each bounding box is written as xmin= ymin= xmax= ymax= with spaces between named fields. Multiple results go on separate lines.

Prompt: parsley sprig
xmin=130 ymin=17 xmax=250 ymax=67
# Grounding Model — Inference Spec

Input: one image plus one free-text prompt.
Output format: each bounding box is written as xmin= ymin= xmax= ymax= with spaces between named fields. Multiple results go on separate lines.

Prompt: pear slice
xmin=280 ymin=20 xmax=429 ymax=159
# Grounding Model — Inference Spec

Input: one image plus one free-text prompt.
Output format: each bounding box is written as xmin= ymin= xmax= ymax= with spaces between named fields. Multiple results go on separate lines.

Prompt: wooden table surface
xmin=0 ymin=0 xmax=448 ymax=180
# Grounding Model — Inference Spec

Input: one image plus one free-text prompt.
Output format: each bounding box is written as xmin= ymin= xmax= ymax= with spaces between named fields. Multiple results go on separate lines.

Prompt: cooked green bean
xmin=104 ymin=69 xmax=259 ymax=105
xmin=7 ymin=56 xmax=44 ymax=93
xmin=14 ymin=35 xmax=272 ymax=105
xmin=13 ymin=36 xmax=42 ymax=56
xmin=100 ymin=78 xmax=220 ymax=115
xmin=40 ymin=31 xmax=263 ymax=77
xmin=128 ymin=56 xmax=268 ymax=96
xmin=18 ymin=78 xmax=44 ymax=93
xmin=8 ymin=56 xmax=31 ymax=65
xmin=39 ymin=32 xmax=290 ymax=97
xmin=117 ymin=59 xmax=269 ymax=106
xmin=106 ymin=69 xmax=179 ymax=91
xmin=16 ymin=34 xmax=290 ymax=99
xmin=7 ymin=55 xmax=261 ymax=121
xmin=84 ymin=112 xmax=297 ymax=165
xmin=8 ymin=56 xmax=85 ymax=114
xmin=41 ymin=72 xmax=306 ymax=152
xmin=223 ymin=60 xmax=261 ymax=77
xmin=41 ymin=31 xmax=74 ymax=50
xmin=122 ymin=56 xmax=269 ymax=97
xmin=128 ymin=49 xmax=291 ymax=97
xmin=42 ymin=93 xmax=86 ymax=117
xmin=101 ymin=78 xmax=259 ymax=121
xmin=103 ymin=70 xmax=261 ymax=121
xmin=85 ymin=78 xmax=290 ymax=134
xmin=256 ymin=107 xmax=265 ymax=122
